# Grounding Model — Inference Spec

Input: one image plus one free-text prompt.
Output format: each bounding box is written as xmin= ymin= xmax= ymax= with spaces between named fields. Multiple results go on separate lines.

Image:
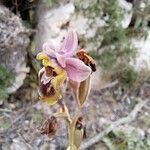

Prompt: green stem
xmin=68 ymin=107 xmax=81 ymax=148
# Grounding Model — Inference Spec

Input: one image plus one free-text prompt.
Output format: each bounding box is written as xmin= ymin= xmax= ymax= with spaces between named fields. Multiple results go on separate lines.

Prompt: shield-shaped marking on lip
xmin=39 ymin=67 xmax=57 ymax=97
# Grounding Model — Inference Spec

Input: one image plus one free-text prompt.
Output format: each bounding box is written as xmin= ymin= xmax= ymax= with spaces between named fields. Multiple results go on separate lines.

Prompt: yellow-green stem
xmin=68 ymin=107 xmax=81 ymax=148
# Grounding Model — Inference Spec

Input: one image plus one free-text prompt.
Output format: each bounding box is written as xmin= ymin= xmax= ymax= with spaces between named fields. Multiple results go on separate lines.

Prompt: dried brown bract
xmin=75 ymin=116 xmax=86 ymax=138
xmin=75 ymin=116 xmax=83 ymax=130
xmin=77 ymin=49 xmax=96 ymax=72
xmin=40 ymin=116 xmax=58 ymax=138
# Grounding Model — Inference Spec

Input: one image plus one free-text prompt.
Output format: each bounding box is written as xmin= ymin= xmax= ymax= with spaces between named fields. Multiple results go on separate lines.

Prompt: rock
xmin=0 ymin=5 xmax=30 ymax=93
xmin=36 ymin=2 xmax=75 ymax=50
xmin=36 ymin=1 xmax=106 ymax=51
xmin=119 ymin=0 xmax=133 ymax=28
xmin=11 ymin=138 xmax=30 ymax=150
xmin=113 ymin=125 xmax=146 ymax=140
xmin=131 ymin=31 xmax=150 ymax=70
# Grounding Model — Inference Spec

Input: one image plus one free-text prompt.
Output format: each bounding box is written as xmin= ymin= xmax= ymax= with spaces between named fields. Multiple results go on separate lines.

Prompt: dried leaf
xmin=40 ymin=116 xmax=58 ymax=138
xmin=77 ymin=49 xmax=96 ymax=72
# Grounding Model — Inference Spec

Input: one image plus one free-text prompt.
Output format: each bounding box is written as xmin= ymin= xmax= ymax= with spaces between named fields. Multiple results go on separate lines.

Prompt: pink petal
xmin=55 ymin=53 xmax=66 ymax=68
xmin=60 ymin=30 xmax=78 ymax=57
xmin=65 ymin=58 xmax=91 ymax=82
xmin=42 ymin=42 xmax=56 ymax=57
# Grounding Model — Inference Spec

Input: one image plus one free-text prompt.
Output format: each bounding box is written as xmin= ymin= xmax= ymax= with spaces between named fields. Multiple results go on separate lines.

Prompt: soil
xmin=0 ymin=82 xmax=149 ymax=150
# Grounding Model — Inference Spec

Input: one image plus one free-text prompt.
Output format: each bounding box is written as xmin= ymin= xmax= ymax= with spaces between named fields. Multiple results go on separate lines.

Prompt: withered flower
xmin=77 ymin=49 xmax=96 ymax=72
xmin=40 ymin=116 xmax=58 ymax=138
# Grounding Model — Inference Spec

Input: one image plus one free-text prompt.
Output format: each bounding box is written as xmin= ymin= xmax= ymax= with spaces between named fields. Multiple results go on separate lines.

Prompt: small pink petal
xmin=42 ymin=43 xmax=56 ymax=57
xmin=55 ymin=53 xmax=66 ymax=68
xmin=65 ymin=58 xmax=91 ymax=82
xmin=60 ymin=30 xmax=78 ymax=57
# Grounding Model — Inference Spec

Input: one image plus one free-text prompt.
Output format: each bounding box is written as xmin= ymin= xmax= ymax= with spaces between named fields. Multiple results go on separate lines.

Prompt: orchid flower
xmin=39 ymin=30 xmax=91 ymax=82
xmin=37 ymin=54 xmax=67 ymax=105
xmin=37 ymin=30 xmax=92 ymax=105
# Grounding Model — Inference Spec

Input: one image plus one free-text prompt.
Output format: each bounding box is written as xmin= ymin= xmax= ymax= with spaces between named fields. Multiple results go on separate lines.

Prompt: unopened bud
xmin=67 ymin=145 xmax=77 ymax=150
xmin=73 ymin=116 xmax=84 ymax=149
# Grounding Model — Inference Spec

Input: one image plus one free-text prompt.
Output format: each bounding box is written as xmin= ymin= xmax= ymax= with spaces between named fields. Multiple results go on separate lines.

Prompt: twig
xmin=17 ymin=133 xmax=33 ymax=150
xmin=102 ymin=137 xmax=116 ymax=150
xmin=100 ymin=80 xmax=118 ymax=90
xmin=12 ymin=106 xmax=31 ymax=125
xmin=0 ymin=108 xmax=12 ymax=113
xmin=80 ymin=99 xmax=148 ymax=149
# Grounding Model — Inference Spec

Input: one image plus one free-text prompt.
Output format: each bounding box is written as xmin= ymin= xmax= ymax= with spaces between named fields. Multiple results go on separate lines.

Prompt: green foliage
xmin=0 ymin=65 xmax=14 ymax=100
xmin=27 ymin=39 xmax=41 ymax=89
xmin=46 ymin=0 xmax=59 ymax=7
xmin=76 ymin=0 xmax=139 ymax=88
xmin=32 ymin=110 xmax=44 ymax=124
xmin=119 ymin=66 xmax=138 ymax=88
xmin=104 ymin=129 xmax=150 ymax=150
xmin=0 ymin=118 xmax=11 ymax=129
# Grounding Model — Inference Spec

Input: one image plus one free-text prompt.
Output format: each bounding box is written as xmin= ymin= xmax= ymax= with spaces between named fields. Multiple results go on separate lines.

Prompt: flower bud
xmin=69 ymin=75 xmax=91 ymax=106
xmin=78 ymin=76 xmax=91 ymax=105
xmin=73 ymin=116 xmax=84 ymax=149
xmin=67 ymin=145 xmax=77 ymax=150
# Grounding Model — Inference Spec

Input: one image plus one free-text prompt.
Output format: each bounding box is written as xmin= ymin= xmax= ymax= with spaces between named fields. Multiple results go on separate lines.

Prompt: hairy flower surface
xmin=37 ymin=53 xmax=66 ymax=105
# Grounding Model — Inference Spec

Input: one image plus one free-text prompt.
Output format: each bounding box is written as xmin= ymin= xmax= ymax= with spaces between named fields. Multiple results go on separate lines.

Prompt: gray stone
xmin=0 ymin=5 xmax=30 ymax=93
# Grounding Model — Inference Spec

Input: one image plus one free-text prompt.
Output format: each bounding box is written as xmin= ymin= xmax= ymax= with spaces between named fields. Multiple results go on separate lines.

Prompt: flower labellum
xmin=37 ymin=53 xmax=67 ymax=105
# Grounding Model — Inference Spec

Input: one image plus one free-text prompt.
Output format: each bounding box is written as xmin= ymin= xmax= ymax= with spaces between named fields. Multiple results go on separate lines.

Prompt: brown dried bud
xmin=75 ymin=116 xmax=86 ymax=138
xmin=38 ymin=67 xmax=56 ymax=97
xmin=40 ymin=116 xmax=58 ymax=138
xmin=74 ymin=116 xmax=85 ymax=148
xmin=76 ymin=49 xmax=96 ymax=72
xmin=75 ymin=116 xmax=83 ymax=130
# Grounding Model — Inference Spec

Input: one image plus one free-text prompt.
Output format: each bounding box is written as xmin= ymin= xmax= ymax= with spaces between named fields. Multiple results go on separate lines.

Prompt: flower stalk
xmin=37 ymin=30 xmax=96 ymax=149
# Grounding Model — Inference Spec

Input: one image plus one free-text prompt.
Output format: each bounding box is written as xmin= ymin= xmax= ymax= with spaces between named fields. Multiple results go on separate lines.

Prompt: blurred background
xmin=0 ymin=0 xmax=150 ymax=150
